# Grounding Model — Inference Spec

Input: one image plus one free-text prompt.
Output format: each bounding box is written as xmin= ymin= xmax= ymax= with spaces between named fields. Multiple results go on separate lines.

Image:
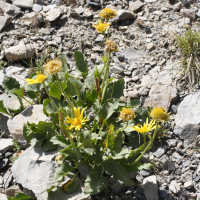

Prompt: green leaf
xmin=126 ymin=132 xmax=140 ymax=148
xmin=102 ymin=55 xmax=107 ymax=62
xmin=62 ymin=174 xmax=78 ymax=194
xmin=113 ymin=131 xmax=125 ymax=151
xmin=86 ymin=89 xmax=98 ymax=102
xmin=104 ymin=124 xmax=116 ymax=149
xmin=55 ymin=162 xmax=72 ymax=182
xmin=84 ymin=70 xmax=96 ymax=90
xmin=103 ymin=159 xmax=134 ymax=186
xmin=127 ymin=99 xmax=140 ymax=107
xmin=74 ymin=51 xmax=88 ymax=77
xmin=106 ymin=100 xmax=119 ymax=119
xmin=111 ymin=148 xmax=131 ymax=160
xmin=49 ymin=81 xmax=67 ymax=100
xmin=12 ymin=87 xmax=24 ymax=98
xmin=7 ymin=193 xmax=36 ymax=200
xmin=50 ymin=135 xmax=70 ymax=147
xmin=125 ymin=163 xmax=152 ymax=173
xmin=0 ymin=100 xmax=10 ymax=115
xmin=59 ymin=53 xmax=70 ymax=76
xmin=2 ymin=77 xmax=20 ymax=93
xmin=41 ymin=139 xmax=57 ymax=151
xmin=84 ymin=173 xmax=108 ymax=195
xmin=65 ymin=79 xmax=76 ymax=96
xmin=81 ymin=131 xmax=94 ymax=149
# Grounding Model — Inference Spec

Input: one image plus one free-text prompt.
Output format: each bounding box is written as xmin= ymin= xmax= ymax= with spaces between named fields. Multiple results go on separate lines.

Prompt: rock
xmin=143 ymin=83 xmax=177 ymax=110
xmin=0 ymin=139 xmax=14 ymax=154
xmin=184 ymin=181 xmax=193 ymax=189
xmin=0 ymin=193 xmax=7 ymax=200
xmin=5 ymin=43 xmax=36 ymax=62
xmin=116 ymin=10 xmax=137 ymax=20
xmin=163 ymin=161 xmax=175 ymax=172
xmin=146 ymin=43 xmax=154 ymax=51
xmin=45 ymin=8 xmax=61 ymax=21
xmin=180 ymin=9 xmax=196 ymax=20
xmin=11 ymin=146 xmax=91 ymax=200
xmin=13 ymin=0 xmax=34 ymax=8
xmin=153 ymin=147 xmax=165 ymax=158
xmin=32 ymin=4 xmax=43 ymax=12
xmin=3 ymin=170 xmax=12 ymax=189
xmin=127 ymin=89 xmax=139 ymax=98
xmin=173 ymin=2 xmax=183 ymax=12
xmin=143 ymin=175 xmax=159 ymax=200
xmin=129 ymin=1 xmax=145 ymax=13
xmin=169 ymin=180 xmax=180 ymax=194
xmin=181 ymin=171 xmax=193 ymax=182
xmin=141 ymin=75 xmax=153 ymax=87
xmin=0 ymin=15 xmax=12 ymax=32
xmin=0 ymin=113 xmax=10 ymax=136
xmin=178 ymin=17 xmax=190 ymax=28
xmin=0 ymin=1 xmax=21 ymax=18
xmin=0 ymin=158 xmax=8 ymax=170
xmin=63 ymin=0 xmax=77 ymax=5
xmin=7 ymin=105 xmax=49 ymax=146
xmin=174 ymin=92 xmax=200 ymax=142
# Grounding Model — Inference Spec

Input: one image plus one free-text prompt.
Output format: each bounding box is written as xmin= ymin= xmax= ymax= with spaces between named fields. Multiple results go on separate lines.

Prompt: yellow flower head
xmin=150 ymin=107 xmax=169 ymax=122
xmin=99 ymin=8 xmax=117 ymax=20
xmin=105 ymin=40 xmax=118 ymax=53
xmin=131 ymin=118 xmax=156 ymax=135
xmin=25 ymin=73 xmax=47 ymax=85
xmin=65 ymin=107 xmax=88 ymax=131
xmin=44 ymin=58 xmax=62 ymax=75
xmin=119 ymin=108 xmax=136 ymax=121
xmin=93 ymin=20 xmax=111 ymax=33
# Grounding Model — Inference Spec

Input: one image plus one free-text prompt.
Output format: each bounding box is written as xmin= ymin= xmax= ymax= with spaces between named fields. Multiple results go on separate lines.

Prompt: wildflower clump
xmin=119 ymin=108 xmax=136 ymax=121
xmin=65 ymin=107 xmax=88 ymax=131
xmin=93 ymin=20 xmax=111 ymax=33
xmin=25 ymin=73 xmax=47 ymax=85
xmin=99 ymin=8 xmax=117 ymax=20
xmin=150 ymin=107 xmax=169 ymax=122
xmin=44 ymin=58 xmax=62 ymax=75
xmin=105 ymin=40 xmax=118 ymax=53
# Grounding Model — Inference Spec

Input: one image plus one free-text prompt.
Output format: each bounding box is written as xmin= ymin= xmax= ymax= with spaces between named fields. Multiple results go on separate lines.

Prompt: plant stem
xmin=129 ymin=122 xmax=158 ymax=166
xmin=70 ymin=137 xmax=75 ymax=147
xmin=43 ymin=83 xmax=59 ymax=110
xmin=55 ymin=74 xmax=74 ymax=117
xmin=22 ymin=97 xmax=33 ymax=105
xmin=115 ymin=121 xmax=128 ymax=135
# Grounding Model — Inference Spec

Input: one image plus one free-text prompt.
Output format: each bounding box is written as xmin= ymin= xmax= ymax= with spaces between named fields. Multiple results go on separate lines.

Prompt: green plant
xmin=12 ymin=139 xmax=21 ymax=152
xmin=175 ymin=27 xmax=200 ymax=89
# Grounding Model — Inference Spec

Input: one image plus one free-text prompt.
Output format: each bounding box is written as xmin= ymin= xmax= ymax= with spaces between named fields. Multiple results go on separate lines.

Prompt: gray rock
xmin=144 ymin=83 xmax=177 ymax=110
xmin=0 ymin=113 xmax=10 ymax=136
xmin=5 ymin=43 xmax=36 ymax=62
xmin=0 ymin=1 xmax=21 ymax=18
xmin=173 ymin=2 xmax=183 ymax=12
xmin=0 ymin=158 xmax=8 ymax=170
xmin=180 ymin=9 xmax=196 ymax=20
xmin=0 ymin=139 xmax=13 ymax=154
xmin=163 ymin=161 xmax=175 ymax=172
xmin=116 ymin=10 xmax=137 ymax=20
xmin=7 ymin=105 xmax=49 ymax=146
xmin=153 ymin=147 xmax=165 ymax=158
xmin=12 ymin=146 xmax=91 ymax=200
xmin=143 ymin=175 xmax=159 ymax=200
xmin=129 ymin=1 xmax=145 ymax=13
xmin=169 ymin=180 xmax=180 ymax=194
xmin=197 ymin=10 xmax=200 ymax=18
xmin=0 ymin=193 xmax=7 ymax=200
xmin=174 ymin=92 xmax=200 ymax=142
xmin=0 ymin=15 xmax=12 ymax=32
xmin=178 ymin=17 xmax=190 ymax=28
xmin=3 ymin=170 xmax=12 ymax=189
xmin=32 ymin=4 xmax=43 ymax=12
xmin=13 ymin=0 xmax=33 ymax=8
xmin=45 ymin=8 xmax=61 ymax=21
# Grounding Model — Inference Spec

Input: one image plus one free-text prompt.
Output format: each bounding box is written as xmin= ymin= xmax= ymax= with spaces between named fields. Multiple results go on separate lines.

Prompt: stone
xmin=129 ymin=1 xmax=145 ymax=13
xmin=12 ymin=146 xmax=91 ymax=200
xmin=143 ymin=175 xmax=159 ymax=200
xmin=169 ymin=180 xmax=180 ymax=194
xmin=180 ymin=9 xmax=196 ymax=20
xmin=0 ymin=139 xmax=14 ymax=154
xmin=143 ymin=83 xmax=177 ymax=110
xmin=0 ymin=15 xmax=12 ymax=32
xmin=5 ymin=43 xmax=36 ymax=62
xmin=141 ymin=75 xmax=153 ymax=87
xmin=116 ymin=10 xmax=137 ymax=20
xmin=32 ymin=4 xmax=43 ymax=12
xmin=45 ymin=8 xmax=61 ymax=21
xmin=13 ymin=0 xmax=34 ymax=8
xmin=184 ymin=181 xmax=193 ymax=189
xmin=3 ymin=170 xmax=12 ymax=189
xmin=153 ymin=147 xmax=165 ymax=158
xmin=163 ymin=161 xmax=175 ymax=172
xmin=174 ymin=92 xmax=200 ymax=142
xmin=146 ymin=43 xmax=154 ymax=51
xmin=63 ymin=0 xmax=77 ymax=5
xmin=7 ymin=105 xmax=49 ymax=146
xmin=0 ymin=193 xmax=7 ymax=200
xmin=0 ymin=1 xmax=21 ymax=18
xmin=178 ymin=18 xmax=190 ymax=28
xmin=0 ymin=158 xmax=8 ymax=170
xmin=0 ymin=113 xmax=10 ymax=136
xmin=127 ymin=89 xmax=139 ymax=98
xmin=181 ymin=171 xmax=193 ymax=182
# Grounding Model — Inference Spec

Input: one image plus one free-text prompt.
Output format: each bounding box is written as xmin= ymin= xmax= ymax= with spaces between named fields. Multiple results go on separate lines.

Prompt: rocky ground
xmin=1 ymin=0 xmax=200 ymax=199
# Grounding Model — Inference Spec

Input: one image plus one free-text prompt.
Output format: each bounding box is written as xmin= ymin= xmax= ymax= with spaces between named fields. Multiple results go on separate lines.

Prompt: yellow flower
xmin=119 ymin=108 xmax=136 ymax=121
xmin=131 ymin=118 xmax=156 ymax=135
xmin=105 ymin=40 xmax=118 ymax=53
xmin=150 ymin=107 xmax=169 ymax=122
xmin=65 ymin=107 xmax=88 ymax=131
xmin=25 ymin=73 xmax=47 ymax=85
xmin=99 ymin=8 xmax=117 ymax=20
xmin=93 ymin=20 xmax=111 ymax=33
xmin=44 ymin=58 xmax=62 ymax=75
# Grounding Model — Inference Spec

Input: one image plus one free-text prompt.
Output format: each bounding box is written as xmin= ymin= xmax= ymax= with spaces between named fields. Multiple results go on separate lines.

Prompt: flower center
xmin=72 ymin=118 xmax=81 ymax=126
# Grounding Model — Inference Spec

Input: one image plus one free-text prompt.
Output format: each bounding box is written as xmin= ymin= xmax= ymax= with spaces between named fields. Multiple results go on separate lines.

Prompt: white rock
xmin=0 ymin=139 xmax=13 ymax=154
xmin=141 ymin=75 xmax=153 ymax=87
xmin=0 ymin=193 xmax=7 ymax=200
xmin=143 ymin=175 xmax=159 ymax=200
xmin=13 ymin=0 xmax=33 ymax=8
xmin=169 ymin=180 xmax=180 ymax=194
xmin=184 ymin=181 xmax=193 ymax=189
xmin=5 ymin=43 xmax=36 ymax=62
xmin=7 ymin=105 xmax=49 ymax=146
xmin=45 ymin=8 xmax=61 ymax=21
xmin=0 ymin=1 xmax=21 ymax=18
xmin=0 ymin=15 xmax=12 ymax=32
